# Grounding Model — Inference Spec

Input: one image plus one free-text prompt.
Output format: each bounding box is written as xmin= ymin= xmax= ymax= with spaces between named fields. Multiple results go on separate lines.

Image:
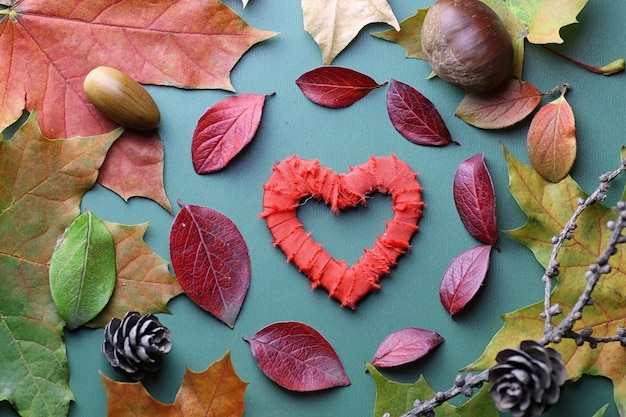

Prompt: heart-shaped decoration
xmin=260 ymin=155 xmax=424 ymax=308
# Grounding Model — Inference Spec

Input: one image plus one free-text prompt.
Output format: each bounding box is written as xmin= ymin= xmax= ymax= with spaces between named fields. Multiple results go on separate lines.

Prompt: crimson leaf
xmin=440 ymin=244 xmax=492 ymax=317
xmin=243 ymin=321 xmax=350 ymax=391
xmin=192 ymin=94 xmax=271 ymax=174
xmin=371 ymin=327 xmax=444 ymax=368
xmin=295 ymin=66 xmax=385 ymax=108
xmin=453 ymin=153 xmax=498 ymax=246
xmin=169 ymin=200 xmax=250 ymax=328
xmin=386 ymin=78 xmax=457 ymax=146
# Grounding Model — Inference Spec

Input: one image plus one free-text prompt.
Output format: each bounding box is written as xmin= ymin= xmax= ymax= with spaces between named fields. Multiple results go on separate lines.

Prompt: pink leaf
xmin=386 ymin=78 xmax=457 ymax=146
xmin=372 ymin=327 xmax=444 ymax=368
xmin=192 ymin=94 xmax=271 ymax=174
xmin=440 ymin=245 xmax=492 ymax=317
xmin=169 ymin=200 xmax=250 ymax=328
xmin=453 ymin=153 xmax=498 ymax=246
xmin=295 ymin=66 xmax=385 ymax=108
xmin=243 ymin=321 xmax=350 ymax=391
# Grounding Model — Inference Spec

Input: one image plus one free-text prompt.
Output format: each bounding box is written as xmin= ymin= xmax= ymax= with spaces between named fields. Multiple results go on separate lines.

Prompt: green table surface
xmin=2 ymin=1 xmax=626 ymax=416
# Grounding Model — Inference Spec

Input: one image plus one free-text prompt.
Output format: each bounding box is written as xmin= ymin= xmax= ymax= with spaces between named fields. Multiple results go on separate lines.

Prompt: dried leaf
xmin=192 ymin=94 xmax=270 ymax=174
xmin=453 ymin=153 xmax=498 ymax=245
xmin=49 ymin=211 xmax=116 ymax=330
xmin=527 ymin=87 xmax=576 ymax=183
xmin=295 ymin=66 xmax=385 ymax=108
xmin=102 ymin=351 xmax=247 ymax=417
xmin=455 ymin=80 xmax=543 ymax=129
xmin=169 ymin=200 xmax=250 ymax=328
xmin=439 ymin=245 xmax=492 ymax=317
xmin=371 ymin=328 xmax=444 ymax=368
xmin=302 ymin=0 xmax=399 ymax=64
xmin=371 ymin=9 xmax=428 ymax=59
xmin=244 ymin=321 xmax=350 ymax=391
xmin=386 ymin=79 xmax=457 ymax=146
xmin=0 ymin=111 xmax=122 ymax=417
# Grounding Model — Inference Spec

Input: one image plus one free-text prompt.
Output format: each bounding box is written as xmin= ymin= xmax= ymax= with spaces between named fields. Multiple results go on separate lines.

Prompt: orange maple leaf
xmin=102 ymin=351 xmax=248 ymax=417
xmin=0 ymin=0 xmax=277 ymax=209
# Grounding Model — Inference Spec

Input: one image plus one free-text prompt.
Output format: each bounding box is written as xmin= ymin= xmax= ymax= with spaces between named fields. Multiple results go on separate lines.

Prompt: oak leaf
xmin=0 ymin=111 xmax=122 ymax=417
xmin=466 ymin=146 xmax=626 ymax=414
xmin=0 ymin=0 xmax=277 ymax=207
xmin=302 ymin=0 xmax=399 ymax=65
xmin=102 ymin=351 xmax=248 ymax=417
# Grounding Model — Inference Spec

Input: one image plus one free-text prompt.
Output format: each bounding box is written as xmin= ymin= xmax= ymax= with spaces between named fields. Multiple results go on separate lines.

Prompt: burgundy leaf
xmin=295 ymin=66 xmax=386 ymax=108
xmin=386 ymin=78 xmax=457 ymax=146
xmin=243 ymin=321 xmax=350 ymax=391
xmin=192 ymin=93 xmax=271 ymax=174
xmin=371 ymin=327 xmax=444 ymax=368
xmin=169 ymin=200 xmax=250 ymax=328
xmin=440 ymin=245 xmax=492 ymax=316
xmin=455 ymin=80 xmax=542 ymax=129
xmin=453 ymin=153 xmax=498 ymax=246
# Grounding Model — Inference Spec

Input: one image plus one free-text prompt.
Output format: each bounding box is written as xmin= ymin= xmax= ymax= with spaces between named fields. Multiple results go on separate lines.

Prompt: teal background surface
xmin=2 ymin=0 xmax=626 ymax=416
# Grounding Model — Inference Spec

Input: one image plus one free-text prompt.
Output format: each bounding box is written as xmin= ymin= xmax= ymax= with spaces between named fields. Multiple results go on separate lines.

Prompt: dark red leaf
xmin=192 ymin=93 xmax=270 ymax=174
xmin=453 ymin=153 xmax=498 ymax=246
xmin=455 ymin=80 xmax=542 ymax=129
xmin=371 ymin=327 xmax=444 ymax=368
xmin=295 ymin=66 xmax=385 ymax=108
xmin=386 ymin=78 xmax=457 ymax=146
xmin=440 ymin=244 xmax=492 ymax=316
xmin=243 ymin=321 xmax=350 ymax=391
xmin=169 ymin=200 xmax=250 ymax=328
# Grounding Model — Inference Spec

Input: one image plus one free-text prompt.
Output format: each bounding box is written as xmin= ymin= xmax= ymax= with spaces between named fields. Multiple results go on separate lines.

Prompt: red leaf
xmin=440 ymin=245 xmax=492 ymax=316
xmin=455 ymin=80 xmax=543 ymax=129
xmin=371 ymin=327 xmax=444 ymax=368
xmin=527 ymin=88 xmax=576 ymax=183
xmin=169 ymin=200 xmax=250 ymax=328
xmin=243 ymin=321 xmax=350 ymax=391
xmin=295 ymin=66 xmax=386 ymax=108
xmin=386 ymin=78 xmax=457 ymax=146
xmin=192 ymin=94 xmax=271 ymax=174
xmin=453 ymin=153 xmax=498 ymax=246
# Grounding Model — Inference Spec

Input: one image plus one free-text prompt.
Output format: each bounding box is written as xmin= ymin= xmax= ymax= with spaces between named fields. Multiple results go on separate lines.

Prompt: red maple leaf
xmin=0 ymin=0 xmax=276 ymax=209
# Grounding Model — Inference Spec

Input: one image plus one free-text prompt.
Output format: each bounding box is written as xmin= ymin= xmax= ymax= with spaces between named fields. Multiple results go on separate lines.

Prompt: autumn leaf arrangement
xmin=1 ymin=0 xmax=626 ymax=417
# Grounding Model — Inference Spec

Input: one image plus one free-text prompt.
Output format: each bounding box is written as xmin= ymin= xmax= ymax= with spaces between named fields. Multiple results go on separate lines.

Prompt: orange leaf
xmin=527 ymin=87 xmax=576 ymax=183
xmin=103 ymin=351 xmax=248 ymax=417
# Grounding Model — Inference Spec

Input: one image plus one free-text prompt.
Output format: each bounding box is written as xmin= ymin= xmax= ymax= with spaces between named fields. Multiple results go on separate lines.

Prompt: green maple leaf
xmin=367 ymin=363 xmax=498 ymax=417
xmin=371 ymin=9 xmax=428 ymax=60
xmin=466 ymin=146 xmax=626 ymax=415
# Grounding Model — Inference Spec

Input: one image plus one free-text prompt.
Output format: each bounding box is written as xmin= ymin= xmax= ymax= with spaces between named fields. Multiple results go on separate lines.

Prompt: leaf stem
xmin=542 ymin=45 xmax=625 ymax=76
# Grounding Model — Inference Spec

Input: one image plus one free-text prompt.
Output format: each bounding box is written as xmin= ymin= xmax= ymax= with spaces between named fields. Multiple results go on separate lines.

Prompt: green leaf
xmin=366 ymin=363 xmax=498 ymax=417
xmin=0 ymin=111 xmax=122 ymax=417
xmin=49 ymin=211 xmax=116 ymax=330
xmin=592 ymin=404 xmax=610 ymax=417
xmin=371 ymin=9 xmax=428 ymax=60
xmin=466 ymin=145 xmax=626 ymax=413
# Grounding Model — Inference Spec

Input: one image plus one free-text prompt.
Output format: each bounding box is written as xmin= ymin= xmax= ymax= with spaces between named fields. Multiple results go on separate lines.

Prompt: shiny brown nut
xmin=83 ymin=66 xmax=160 ymax=130
xmin=421 ymin=0 xmax=514 ymax=93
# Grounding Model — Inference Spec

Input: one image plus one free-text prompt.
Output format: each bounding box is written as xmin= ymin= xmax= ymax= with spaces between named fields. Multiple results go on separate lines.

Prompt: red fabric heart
xmin=260 ymin=155 xmax=424 ymax=308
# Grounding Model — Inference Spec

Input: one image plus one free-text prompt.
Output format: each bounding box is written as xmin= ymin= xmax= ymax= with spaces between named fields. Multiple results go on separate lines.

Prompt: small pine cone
xmin=102 ymin=312 xmax=172 ymax=380
xmin=488 ymin=340 xmax=566 ymax=417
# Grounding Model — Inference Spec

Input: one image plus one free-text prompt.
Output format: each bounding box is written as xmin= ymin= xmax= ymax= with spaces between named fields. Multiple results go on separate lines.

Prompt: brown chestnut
xmin=421 ymin=0 xmax=513 ymax=93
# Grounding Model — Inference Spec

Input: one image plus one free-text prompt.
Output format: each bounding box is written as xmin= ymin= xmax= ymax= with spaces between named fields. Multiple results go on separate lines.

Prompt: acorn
xmin=84 ymin=66 xmax=160 ymax=130
xmin=421 ymin=0 xmax=514 ymax=93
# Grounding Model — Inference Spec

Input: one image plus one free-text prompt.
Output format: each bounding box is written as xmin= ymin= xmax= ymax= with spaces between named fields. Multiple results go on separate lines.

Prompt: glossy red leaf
xmin=440 ymin=244 xmax=492 ymax=317
xmin=192 ymin=94 xmax=271 ymax=174
xmin=243 ymin=321 xmax=350 ymax=391
xmin=453 ymin=153 xmax=498 ymax=246
xmin=527 ymin=89 xmax=576 ymax=183
xmin=371 ymin=327 xmax=444 ymax=368
xmin=295 ymin=66 xmax=385 ymax=108
xmin=386 ymin=78 xmax=457 ymax=146
xmin=455 ymin=80 xmax=543 ymax=129
xmin=169 ymin=200 xmax=250 ymax=328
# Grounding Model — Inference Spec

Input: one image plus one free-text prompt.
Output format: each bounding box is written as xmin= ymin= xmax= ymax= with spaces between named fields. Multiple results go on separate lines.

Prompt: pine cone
xmin=102 ymin=311 xmax=172 ymax=380
xmin=488 ymin=340 xmax=566 ymax=417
